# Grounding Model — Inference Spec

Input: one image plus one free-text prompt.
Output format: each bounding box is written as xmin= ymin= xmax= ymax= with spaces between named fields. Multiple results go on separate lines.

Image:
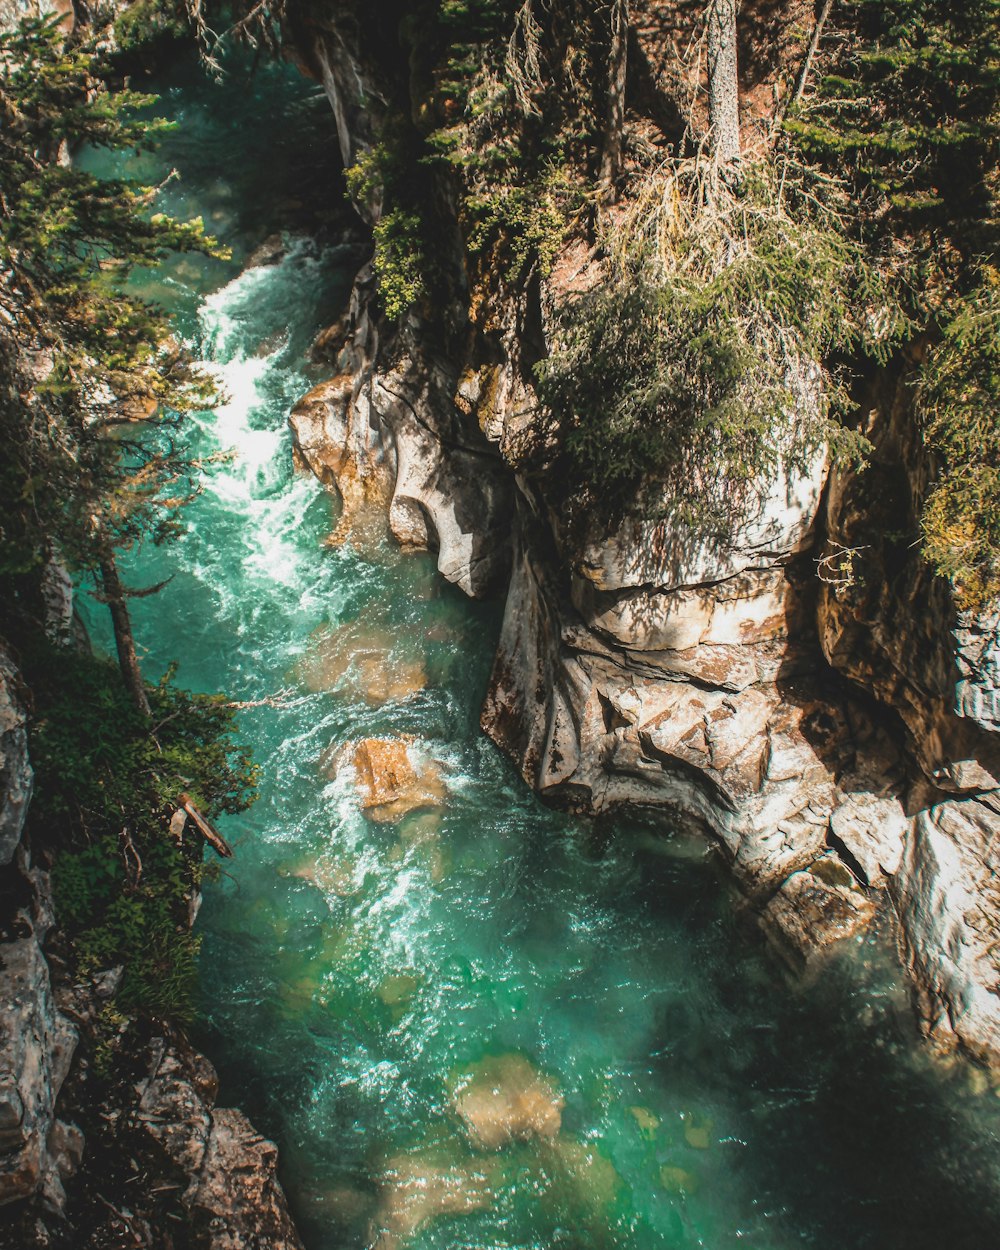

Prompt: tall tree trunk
xmin=99 ymin=551 xmax=151 ymax=718
xmin=707 ymin=0 xmax=740 ymax=163
xmin=599 ymin=0 xmax=629 ymax=202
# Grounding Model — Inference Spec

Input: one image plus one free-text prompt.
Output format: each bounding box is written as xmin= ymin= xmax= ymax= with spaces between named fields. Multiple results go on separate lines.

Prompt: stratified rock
xmin=450 ymin=1053 xmax=564 ymax=1151
xmin=0 ymin=644 xmax=32 ymax=867
xmin=290 ymin=367 xmax=394 ymax=552
xmin=289 ymin=268 xmax=512 ymax=597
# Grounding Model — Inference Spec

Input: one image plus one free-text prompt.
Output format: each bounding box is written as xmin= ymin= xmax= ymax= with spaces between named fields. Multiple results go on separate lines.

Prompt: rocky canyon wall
xmin=291 ymin=0 xmax=1000 ymax=1069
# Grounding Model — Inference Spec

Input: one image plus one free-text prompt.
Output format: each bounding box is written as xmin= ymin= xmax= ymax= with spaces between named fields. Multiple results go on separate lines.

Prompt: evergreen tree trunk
xmin=99 ymin=551 xmax=151 ymax=718
xmin=707 ymin=0 xmax=741 ymax=162
xmin=599 ymin=0 xmax=629 ymax=201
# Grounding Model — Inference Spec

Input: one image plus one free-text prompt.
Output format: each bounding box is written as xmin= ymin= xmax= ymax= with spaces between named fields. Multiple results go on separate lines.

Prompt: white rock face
xmin=290 ymin=292 xmax=512 ymax=598
xmin=573 ymin=444 xmax=828 ymax=594
xmin=896 ymin=795 xmax=1000 ymax=1066
xmin=482 ymin=529 xmax=905 ymax=962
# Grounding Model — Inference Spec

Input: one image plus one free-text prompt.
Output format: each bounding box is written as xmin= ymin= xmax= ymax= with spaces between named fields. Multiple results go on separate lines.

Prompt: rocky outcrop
xmin=0 ymin=936 xmax=79 ymax=1211
xmin=0 ymin=647 xmax=31 ymax=868
xmin=138 ymin=1040 xmax=305 ymax=1250
xmin=896 ymin=792 xmax=1000 ymax=1065
xmin=297 ymin=3 xmax=1000 ymax=1068
xmin=0 ymin=643 xmax=77 ymax=1215
xmin=290 ymin=273 xmax=512 ymax=597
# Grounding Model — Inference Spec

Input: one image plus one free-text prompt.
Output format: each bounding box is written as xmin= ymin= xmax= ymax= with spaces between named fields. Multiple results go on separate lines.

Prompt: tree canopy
xmin=0 ymin=15 xmax=224 ymax=582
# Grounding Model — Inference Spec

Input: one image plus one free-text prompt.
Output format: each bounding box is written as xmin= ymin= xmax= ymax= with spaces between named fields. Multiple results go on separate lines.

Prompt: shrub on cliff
xmin=33 ymin=647 xmax=258 ymax=1023
xmin=535 ymin=158 xmax=873 ymax=531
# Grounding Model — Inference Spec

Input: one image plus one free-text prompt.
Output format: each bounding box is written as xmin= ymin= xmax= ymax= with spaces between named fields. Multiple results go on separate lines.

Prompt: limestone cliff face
xmin=293 ymin=4 xmax=1000 ymax=1068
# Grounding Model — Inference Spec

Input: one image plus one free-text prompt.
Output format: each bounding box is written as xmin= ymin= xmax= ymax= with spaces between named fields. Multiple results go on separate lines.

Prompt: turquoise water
xmin=82 ymin=54 xmax=1000 ymax=1250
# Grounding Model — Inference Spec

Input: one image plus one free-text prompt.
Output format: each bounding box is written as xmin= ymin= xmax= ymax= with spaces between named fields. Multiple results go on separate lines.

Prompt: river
xmin=79 ymin=51 xmax=1000 ymax=1250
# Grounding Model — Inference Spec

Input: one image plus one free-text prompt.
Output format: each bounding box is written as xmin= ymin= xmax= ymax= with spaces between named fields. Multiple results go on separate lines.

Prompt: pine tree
xmin=0 ymin=16 xmax=226 ymax=709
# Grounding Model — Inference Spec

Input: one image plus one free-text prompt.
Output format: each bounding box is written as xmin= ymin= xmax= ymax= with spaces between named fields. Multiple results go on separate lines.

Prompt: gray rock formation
xmin=296 ymin=3 xmax=1000 ymax=1068
xmin=138 ymin=1040 xmax=305 ymax=1250
xmin=0 ymin=937 xmax=79 ymax=1210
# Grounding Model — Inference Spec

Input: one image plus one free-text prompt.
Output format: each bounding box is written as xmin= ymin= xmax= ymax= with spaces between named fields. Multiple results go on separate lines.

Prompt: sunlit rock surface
xmin=290 ymin=271 xmax=512 ymax=597
xmin=339 ymin=736 xmax=446 ymax=822
xmin=139 ymin=1040 xmax=305 ymax=1250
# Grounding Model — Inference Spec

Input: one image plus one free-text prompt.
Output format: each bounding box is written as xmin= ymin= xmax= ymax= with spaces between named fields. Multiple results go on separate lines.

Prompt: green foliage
xmin=33 ymin=646 xmax=257 ymax=1021
xmin=536 ymin=160 xmax=872 ymax=528
xmin=917 ymin=273 xmax=1000 ymax=606
xmin=0 ymin=17 xmax=227 ymax=578
xmin=345 ymin=141 xmax=430 ymax=321
xmin=464 ymin=165 xmax=574 ymax=282
xmin=113 ymin=0 xmax=190 ymax=55
xmin=373 ymin=209 xmax=428 ymax=321
xmin=788 ymin=0 xmax=1000 ymax=256
xmin=788 ymin=0 xmax=1000 ymax=603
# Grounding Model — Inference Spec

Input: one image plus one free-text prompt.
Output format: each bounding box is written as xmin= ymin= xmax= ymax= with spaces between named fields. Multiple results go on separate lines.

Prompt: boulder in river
xmin=299 ymin=619 xmax=426 ymax=706
xmin=371 ymin=1146 xmax=499 ymax=1250
xmin=341 ymin=736 xmax=446 ymax=823
xmin=449 ymin=1052 xmax=564 ymax=1151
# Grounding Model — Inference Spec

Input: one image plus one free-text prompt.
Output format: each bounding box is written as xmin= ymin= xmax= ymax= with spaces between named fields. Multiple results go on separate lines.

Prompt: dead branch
xmin=222 ymin=687 xmax=301 ymax=710
xmin=792 ymin=0 xmax=836 ymax=109
xmin=119 ymin=826 xmax=142 ymax=887
xmin=179 ymin=793 xmax=233 ymax=858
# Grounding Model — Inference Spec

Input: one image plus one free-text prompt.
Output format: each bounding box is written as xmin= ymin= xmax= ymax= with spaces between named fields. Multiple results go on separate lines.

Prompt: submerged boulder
xmin=371 ymin=1146 xmax=499 ymax=1250
xmin=449 ymin=1053 xmax=564 ymax=1151
xmin=298 ymin=619 xmax=426 ymax=706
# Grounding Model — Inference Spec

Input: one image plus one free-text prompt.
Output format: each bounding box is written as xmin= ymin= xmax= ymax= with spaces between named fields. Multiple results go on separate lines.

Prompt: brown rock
xmin=762 ymin=854 xmax=875 ymax=967
xmin=450 ymin=1053 xmax=564 ymax=1151
xmin=298 ymin=620 xmax=425 ymax=705
xmin=371 ymin=1147 xmax=499 ymax=1250
xmin=343 ymin=737 xmax=445 ymax=822
xmin=189 ymin=1107 xmax=305 ymax=1250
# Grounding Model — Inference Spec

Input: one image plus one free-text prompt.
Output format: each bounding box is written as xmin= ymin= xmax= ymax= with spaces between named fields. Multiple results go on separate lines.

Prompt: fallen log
xmin=178 ymin=792 xmax=233 ymax=858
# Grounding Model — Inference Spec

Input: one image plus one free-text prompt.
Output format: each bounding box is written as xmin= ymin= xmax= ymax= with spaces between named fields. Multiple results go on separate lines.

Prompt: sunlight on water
xmin=78 ymin=51 xmax=1000 ymax=1250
